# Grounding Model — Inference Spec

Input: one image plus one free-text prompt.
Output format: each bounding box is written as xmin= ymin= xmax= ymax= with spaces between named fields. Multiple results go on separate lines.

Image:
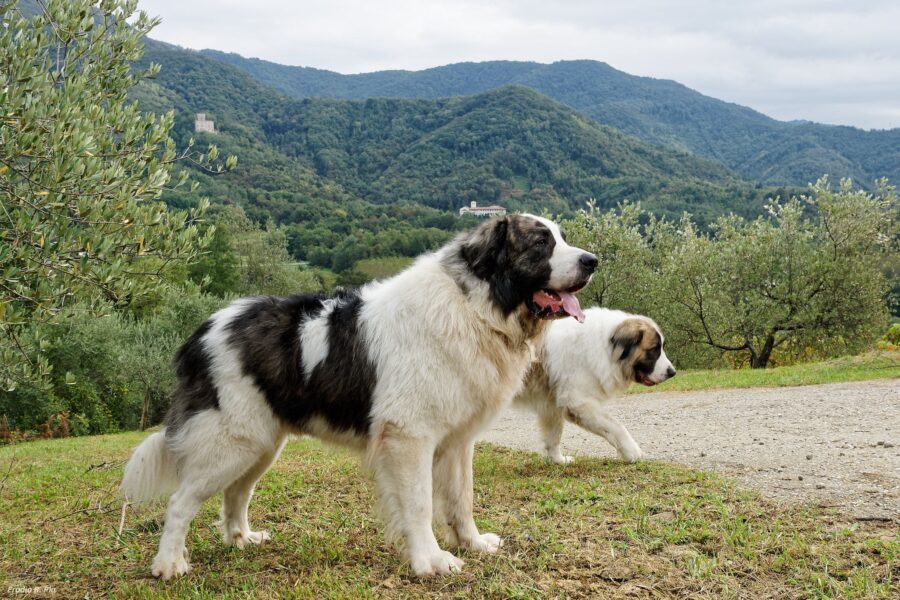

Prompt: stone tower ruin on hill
xmin=194 ymin=113 xmax=216 ymax=134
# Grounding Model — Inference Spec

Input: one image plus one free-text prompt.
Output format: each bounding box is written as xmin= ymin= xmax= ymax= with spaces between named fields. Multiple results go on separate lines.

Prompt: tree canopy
xmin=0 ymin=0 xmax=233 ymax=389
xmin=565 ymin=178 xmax=897 ymax=368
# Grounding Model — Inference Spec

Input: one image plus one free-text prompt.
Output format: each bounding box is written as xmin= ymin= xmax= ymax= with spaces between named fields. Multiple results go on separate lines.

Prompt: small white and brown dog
xmin=514 ymin=307 xmax=675 ymax=464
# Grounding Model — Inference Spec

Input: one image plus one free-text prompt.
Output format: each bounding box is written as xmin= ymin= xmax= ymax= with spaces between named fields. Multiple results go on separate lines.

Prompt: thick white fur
xmin=120 ymin=431 xmax=178 ymax=502
xmin=514 ymin=308 xmax=673 ymax=465
xmin=121 ymin=221 xmax=590 ymax=579
xmin=533 ymin=216 xmax=587 ymax=290
xmin=360 ymin=248 xmax=546 ymax=574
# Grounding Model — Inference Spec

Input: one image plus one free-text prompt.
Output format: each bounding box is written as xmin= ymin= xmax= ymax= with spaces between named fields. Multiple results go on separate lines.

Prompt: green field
xmin=629 ymin=351 xmax=900 ymax=395
xmin=1 ymin=432 xmax=896 ymax=598
xmin=351 ymin=256 xmax=414 ymax=281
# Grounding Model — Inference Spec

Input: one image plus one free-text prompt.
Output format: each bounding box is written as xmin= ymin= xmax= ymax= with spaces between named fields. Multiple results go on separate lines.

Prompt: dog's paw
xmin=465 ymin=532 xmax=503 ymax=553
xmin=409 ymin=549 xmax=464 ymax=576
xmin=246 ymin=530 xmax=270 ymax=545
xmin=547 ymin=450 xmax=574 ymax=465
xmin=618 ymin=443 xmax=643 ymax=463
xmin=230 ymin=529 xmax=271 ymax=549
xmin=151 ymin=548 xmax=191 ymax=580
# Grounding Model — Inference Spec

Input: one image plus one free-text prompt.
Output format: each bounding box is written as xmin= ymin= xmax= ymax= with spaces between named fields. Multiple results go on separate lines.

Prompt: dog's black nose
xmin=666 ymin=366 xmax=677 ymax=378
xmin=579 ymin=253 xmax=598 ymax=272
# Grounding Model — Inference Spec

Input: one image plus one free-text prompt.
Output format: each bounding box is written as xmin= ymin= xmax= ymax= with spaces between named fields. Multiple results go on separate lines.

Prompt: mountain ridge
xmin=139 ymin=41 xmax=765 ymax=222
xmin=3 ymin=0 xmax=792 ymax=273
xmin=199 ymin=51 xmax=900 ymax=186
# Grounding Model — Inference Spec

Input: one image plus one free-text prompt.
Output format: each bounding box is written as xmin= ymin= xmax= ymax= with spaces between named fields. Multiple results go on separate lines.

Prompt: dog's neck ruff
xmin=437 ymin=243 xmax=548 ymax=347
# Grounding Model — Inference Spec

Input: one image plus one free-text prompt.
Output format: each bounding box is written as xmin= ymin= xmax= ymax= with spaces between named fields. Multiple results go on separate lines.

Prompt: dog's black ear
xmin=461 ymin=217 xmax=508 ymax=280
xmin=611 ymin=319 xmax=645 ymax=361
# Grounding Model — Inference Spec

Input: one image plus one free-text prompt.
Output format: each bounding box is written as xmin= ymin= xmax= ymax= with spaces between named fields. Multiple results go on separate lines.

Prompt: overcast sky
xmin=137 ymin=0 xmax=900 ymax=130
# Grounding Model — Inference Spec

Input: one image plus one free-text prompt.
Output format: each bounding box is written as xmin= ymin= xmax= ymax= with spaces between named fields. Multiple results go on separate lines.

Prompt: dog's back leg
xmin=538 ymin=406 xmax=572 ymax=464
xmin=151 ymin=415 xmax=278 ymax=580
xmin=220 ymin=433 xmax=288 ymax=548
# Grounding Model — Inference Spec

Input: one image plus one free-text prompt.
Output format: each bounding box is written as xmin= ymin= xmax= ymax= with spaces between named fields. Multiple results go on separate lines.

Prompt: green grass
xmin=629 ymin=350 xmax=900 ymax=394
xmin=352 ymin=257 xmax=413 ymax=281
xmin=1 ymin=433 xmax=897 ymax=598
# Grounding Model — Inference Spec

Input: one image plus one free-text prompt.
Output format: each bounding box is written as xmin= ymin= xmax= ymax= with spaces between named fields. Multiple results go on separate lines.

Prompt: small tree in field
xmin=215 ymin=206 xmax=324 ymax=296
xmin=640 ymin=214 xmax=727 ymax=368
xmin=653 ymin=178 xmax=896 ymax=368
xmin=0 ymin=0 xmax=234 ymax=390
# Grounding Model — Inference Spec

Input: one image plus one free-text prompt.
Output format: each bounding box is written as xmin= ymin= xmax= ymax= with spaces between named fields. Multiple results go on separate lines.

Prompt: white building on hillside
xmin=459 ymin=201 xmax=506 ymax=217
xmin=194 ymin=113 xmax=216 ymax=134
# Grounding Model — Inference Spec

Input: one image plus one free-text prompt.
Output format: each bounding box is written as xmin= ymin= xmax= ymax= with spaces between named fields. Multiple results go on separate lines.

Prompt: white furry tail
xmin=120 ymin=430 xmax=179 ymax=503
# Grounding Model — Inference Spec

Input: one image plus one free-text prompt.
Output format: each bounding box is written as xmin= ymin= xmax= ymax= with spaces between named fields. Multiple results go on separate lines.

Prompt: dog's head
xmin=460 ymin=214 xmax=596 ymax=322
xmin=610 ymin=317 xmax=676 ymax=386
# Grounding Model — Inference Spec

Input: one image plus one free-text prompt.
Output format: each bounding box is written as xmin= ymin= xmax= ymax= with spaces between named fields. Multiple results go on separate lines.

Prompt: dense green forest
xmin=201 ymin=51 xmax=900 ymax=187
xmin=133 ymin=39 xmax=790 ymax=272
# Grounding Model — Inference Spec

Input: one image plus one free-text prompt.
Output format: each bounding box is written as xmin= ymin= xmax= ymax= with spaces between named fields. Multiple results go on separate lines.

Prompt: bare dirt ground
xmin=481 ymin=379 xmax=900 ymax=521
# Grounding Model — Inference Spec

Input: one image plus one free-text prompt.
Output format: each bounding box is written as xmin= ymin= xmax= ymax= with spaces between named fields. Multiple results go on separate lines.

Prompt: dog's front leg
xmin=433 ymin=440 xmax=503 ymax=554
xmin=371 ymin=424 xmax=464 ymax=576
xmin=564 ymin=403 xmax=643 ymax=463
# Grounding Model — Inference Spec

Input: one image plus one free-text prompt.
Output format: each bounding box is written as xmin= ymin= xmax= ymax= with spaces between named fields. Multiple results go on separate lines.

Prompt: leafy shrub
xmin=0 ymin=0 xmax=235 ymax=392
xmin=0 ymin=289 xmax=227 ymax=438
xmin=565 ymin=178 xmax=896 ymax=368
xmin=876 ymin=323 xmax=900 ymax=351
xmin=191 ymin=206 xmax=328 ymax=296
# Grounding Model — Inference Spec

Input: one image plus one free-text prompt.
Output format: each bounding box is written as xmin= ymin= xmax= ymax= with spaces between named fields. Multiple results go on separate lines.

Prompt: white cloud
xmin=136 ymin=0 xmax=900 ymax=129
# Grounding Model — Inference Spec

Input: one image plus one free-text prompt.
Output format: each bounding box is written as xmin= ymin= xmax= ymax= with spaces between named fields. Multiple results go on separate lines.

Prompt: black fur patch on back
xmin=303 ymin=295 xmax=376 ymax=434
xmin=165 ymin=319 xmax=218 ymax=433
xmin=225 ymin=294 xmax=323 ymax=421
xmin=224 ymin=292 xmax=375 ymax=436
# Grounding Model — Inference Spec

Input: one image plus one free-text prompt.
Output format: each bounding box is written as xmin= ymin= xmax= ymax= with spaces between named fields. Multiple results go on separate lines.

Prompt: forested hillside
xmin=134 ymin=40 xmax=466 ymax=272
xmin=140 ymin=41 xmax=775 ymax=232
xmin=201 ymin=52 xmax=900 ymax=186
xmin=258 ymin=85 xmax=760 ymax=217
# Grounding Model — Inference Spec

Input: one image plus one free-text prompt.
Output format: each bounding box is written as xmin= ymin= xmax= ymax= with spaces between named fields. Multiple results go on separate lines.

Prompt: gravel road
xmin=481 ymin=379 xmax=899 ymax=520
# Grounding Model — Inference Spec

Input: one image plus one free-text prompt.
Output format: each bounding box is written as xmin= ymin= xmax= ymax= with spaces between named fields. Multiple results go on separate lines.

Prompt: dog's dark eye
xmin=535 ymin=238 xmax=547 ymax=247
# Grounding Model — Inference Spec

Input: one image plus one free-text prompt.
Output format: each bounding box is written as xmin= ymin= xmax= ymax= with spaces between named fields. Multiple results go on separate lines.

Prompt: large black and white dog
xmin=121 ymin=214 xmax=596 ymax=579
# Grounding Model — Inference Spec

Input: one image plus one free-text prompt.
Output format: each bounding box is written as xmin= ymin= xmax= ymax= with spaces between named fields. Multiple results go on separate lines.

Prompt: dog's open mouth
xmin=527 ymin=285 xmax=586 ymax=323
xmin=635 ymin=371 xmax=656 ymax=386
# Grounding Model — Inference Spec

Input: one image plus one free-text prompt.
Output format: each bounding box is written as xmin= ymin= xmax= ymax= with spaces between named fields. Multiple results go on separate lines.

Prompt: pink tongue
xmin=559 ymin=291 xmax=585 ymax=323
